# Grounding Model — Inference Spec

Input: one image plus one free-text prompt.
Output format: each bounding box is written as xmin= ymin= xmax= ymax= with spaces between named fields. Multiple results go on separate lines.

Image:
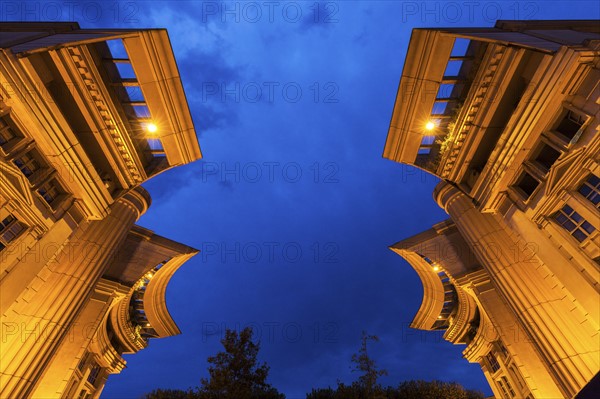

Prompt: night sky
xmin=5 ymin=1 xmax=599 ymax=398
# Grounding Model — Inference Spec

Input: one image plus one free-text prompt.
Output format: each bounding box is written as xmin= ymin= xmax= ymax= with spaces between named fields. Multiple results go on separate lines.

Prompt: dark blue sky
xmin=6 ymin=1 xmax=599 ymax=398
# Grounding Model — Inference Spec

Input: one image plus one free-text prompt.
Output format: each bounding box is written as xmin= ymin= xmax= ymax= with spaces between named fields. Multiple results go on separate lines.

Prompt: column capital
xmin=434 ymin=180 xmax=467 ymax=212
xmin=117 ymin=186 xmax=152 ymax=220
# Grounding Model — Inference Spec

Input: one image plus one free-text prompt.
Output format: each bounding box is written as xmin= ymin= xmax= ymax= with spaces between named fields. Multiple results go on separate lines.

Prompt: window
xmin=132 ymin=105 xmax=150 ymax=118
xmin=497 ymin=378 xmax=510 ymax=399
xmin=87 ymin=364 xmax=101 ymax=385
xmin=419 ymin=254 xmax=434 ymax=265
xmin=578 ymin=174 xmax=600 ymax=209
xmin=497 ymin=376 xmax=516 ymax=398
xmin=77 ymin=353 xmax=88 ymax=372
xmin=37 ymin=179 xmax=62 ymax=207
xmin=531 ymin=142 xmax=561 ymax=174
xmin=115 ymin=62 xmax=136 ymax=79
xmin=436 ymin=84 xmax=455 ymax=99
xmin=498 ymin=342 xmax=510 ymax=360
xmin=515 ymin=172 xmax=540 ymax=199
xmin=554 ymin=205 xmax=596 ymax=242
xmin=106 ymin=39 xmax=128 ymax=59
xmin=451 ymin=38 xmax=471 ymax=57
xmin=509 ymin=365 xmax=527 ymax=390
xmin=0 ymin=117 xmax=17 ymax=146
xmin=555 ymin=110 xmax=586 ymax=142
xmin=13 ymin=152 xmax=41 ymax=179
xmin=444 ymin=60 xmax=463 ymax=77
xmin=432 ymin=101 xmax=448 ymax=115
xmin=0 ymin=214 xmax=25 ymax=250
xmin=486 ymin=352 xmax=500 ymax=373
xmin=63 ymin=379 xmax=79 ymax=399
xmin=502 ymin=376 xmax=515 ymax=398
xmin=125 ymin=86 xmax=144 ymax=102
xmin=418 ymin=135 xmax=435 ymax=155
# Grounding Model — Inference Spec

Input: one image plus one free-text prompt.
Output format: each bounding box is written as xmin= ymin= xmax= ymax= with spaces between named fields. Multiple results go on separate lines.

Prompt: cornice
xmin=117 ymin=186 xmax=151 ymax=220
xmin=390 ymin=249 xmax=446 ymax=331
xmin=143 ymin=251 xmax=198 ymax=337
xmin=444 ymin=286 xmax=477 ymax=344
xmin=52 ymin=44 xmax=147 ymax=187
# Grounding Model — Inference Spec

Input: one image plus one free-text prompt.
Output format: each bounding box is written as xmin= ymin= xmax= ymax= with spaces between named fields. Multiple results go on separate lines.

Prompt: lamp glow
xmin=425 ymin=121 xmax=436 ymax=131
xmin=433 ymin=265 xmax=440 ymax=272
xmin=146 ymin=123 xmax=158 ymax=134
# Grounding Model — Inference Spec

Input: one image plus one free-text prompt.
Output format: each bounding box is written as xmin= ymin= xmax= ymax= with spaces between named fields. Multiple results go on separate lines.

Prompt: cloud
xmin=298 ymin=1 xmax=340 ymax=32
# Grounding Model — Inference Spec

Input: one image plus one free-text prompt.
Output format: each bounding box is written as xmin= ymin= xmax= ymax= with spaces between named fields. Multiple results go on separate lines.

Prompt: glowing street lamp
xmin=425 ymin=121 xmax=436 ymax=131
xmin=145 ymin=122 xmax=158 ymax=135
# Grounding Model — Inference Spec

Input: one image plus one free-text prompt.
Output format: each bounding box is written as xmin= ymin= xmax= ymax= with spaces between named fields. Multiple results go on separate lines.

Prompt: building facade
xmin=0 ymin=23 xmax=201 ymax=398
xmin=384 ymin=20 xmax=599 ymax=398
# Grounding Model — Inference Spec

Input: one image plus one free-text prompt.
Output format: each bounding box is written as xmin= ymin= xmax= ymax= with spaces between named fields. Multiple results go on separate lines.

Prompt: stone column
xmin=28 ymin=279 xmax=126 ymax=398
xmin=0 ymin=188 xmax=150 ymax=399
xmin=459 ymin=271 xmax=562 ymax=398
xmin=434 ymin=181 xmax=599 ymax=398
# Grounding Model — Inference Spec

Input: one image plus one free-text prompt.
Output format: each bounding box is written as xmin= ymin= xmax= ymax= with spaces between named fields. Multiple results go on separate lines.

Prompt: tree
xmin=305 ymin=332 xmax=484 ymax=399
xmin=351 ymin=331 xmax=388 ymax=396
xmin=392 ymin=380 xmax=484 ymax=399
xmin=307 ymin=380 xmax=484 ymax=399
xmin=141 ymin=388 xmax=198 ymax=399
xmin=307 ymin=331 xmax=388 ymax=399
xmin=198 ymin=327 xmax=285 ymax=399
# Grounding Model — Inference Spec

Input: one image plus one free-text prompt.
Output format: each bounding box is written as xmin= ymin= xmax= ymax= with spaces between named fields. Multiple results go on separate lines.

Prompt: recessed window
xmin=421 ymin=136 xmax=435 ymax=145
xmin=132 ymin=105 xmax=150 ymax=118
xmin=498 ymin=343 xmax=510 ymax=359
xmin=115 ymin=63 xmax=136 ymax=80
xmin=77 ymin=353 xmax=88 ymax=372
xmin=486 ymin=352 xmax=500 ymax=373
xmin=444 ymin=60 xmax=463 ymax=76
xmin=0 ymin=213 xmax=26 ymax=249
xmin=436 ymin=84 xmax=455 ymax=99
xmin=515 ymin=172 xmax=540 ymax=199
xmin=432 ymin=101 xmax=448 ymax=115
xmin=554 ymin=205 xmax=596 ymax=242
xmin=13 ymin=152 xmax=41 ymax=179
xmin=106 ymin=39 xmax=128 ymax=59
xmin=418 ymin=254 xmax=434 ymax=264
xmin=497 ymin=376 xmax=516 ymax=398
xmin=450 ymin=38 xmax=471 ymax=57
xmin=87 ymin=363 xmax=101 ymax=385
xmin=0 ymin=117 xmax=17 ymax=146
xmin=418 ymin=135 xmax=435 ymax=155
xmin=531 ymin=143 xmax=561 ymax=173
xmin=125 ymin=86 xmax=145 ymax=102
xmin=578 ymin=174 xmax=600 ymax=208
xmin=555 ymin=110 xmax=586 ymax=141
xmin=509 ymin=365 xmax=527 ymax=390
xmin=37 ymin=179 xmax=64 ymax=208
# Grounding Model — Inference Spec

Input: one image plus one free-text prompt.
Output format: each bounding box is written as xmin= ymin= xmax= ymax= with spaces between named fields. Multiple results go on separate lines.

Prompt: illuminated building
xmin=385 ymin=20 xmax=599 ymax=399
xmin=0 ymin=22 xmax=201 ymax=398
